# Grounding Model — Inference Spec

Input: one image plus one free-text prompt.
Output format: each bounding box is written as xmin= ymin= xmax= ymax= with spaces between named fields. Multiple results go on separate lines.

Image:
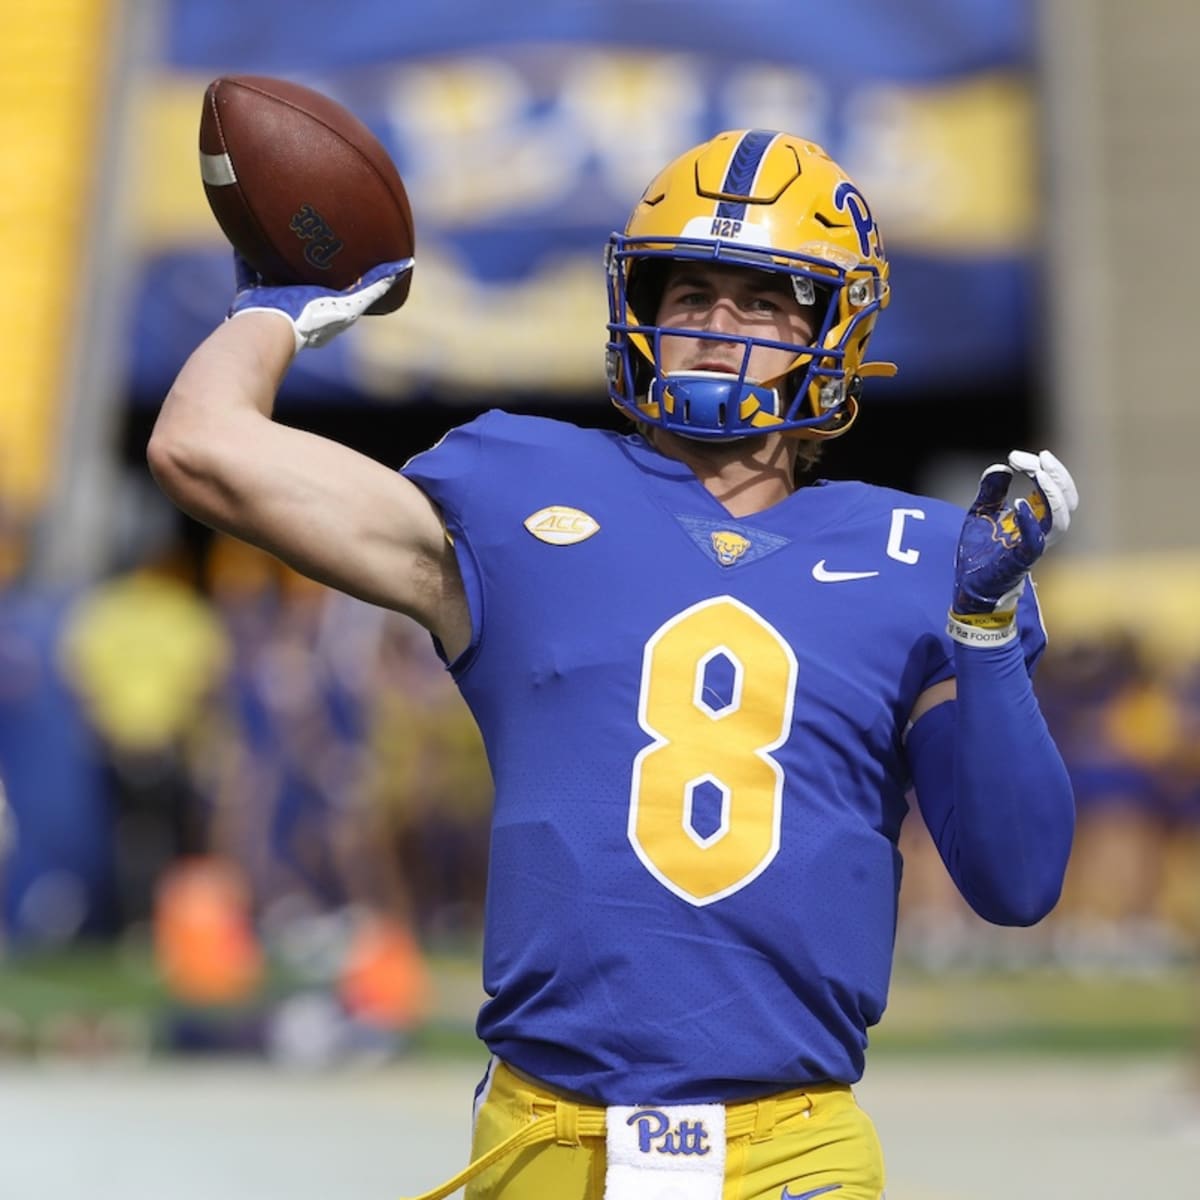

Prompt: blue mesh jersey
xmin=402 ymin=412 xmax=1045 ymax=1105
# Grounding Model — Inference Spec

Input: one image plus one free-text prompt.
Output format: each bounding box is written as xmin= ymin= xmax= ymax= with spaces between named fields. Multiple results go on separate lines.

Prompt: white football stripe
xmin=199 ymin=150 xmax=237 ymax=186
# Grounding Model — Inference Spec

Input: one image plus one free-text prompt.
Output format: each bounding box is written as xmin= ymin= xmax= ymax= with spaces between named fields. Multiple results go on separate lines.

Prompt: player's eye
xmin=744 ymin=294 xmax=782 ymax=314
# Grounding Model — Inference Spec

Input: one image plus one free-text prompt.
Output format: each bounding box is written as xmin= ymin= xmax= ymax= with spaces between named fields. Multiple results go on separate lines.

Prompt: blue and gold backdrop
xmin=128 ymin=0 xmax=1036 ymax=405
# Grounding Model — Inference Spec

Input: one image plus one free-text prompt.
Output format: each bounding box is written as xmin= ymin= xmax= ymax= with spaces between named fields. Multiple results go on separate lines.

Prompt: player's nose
xmin=701 ymin=298 xmax=741 ymax=334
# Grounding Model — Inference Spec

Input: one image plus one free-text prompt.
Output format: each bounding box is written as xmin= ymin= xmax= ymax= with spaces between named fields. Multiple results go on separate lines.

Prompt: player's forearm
xmin=909 ymin=640 xmax=1075 ymax=925
xmin=158 ymin=312 xmax=295 ymax=428
xmin=148 ymin=314 xmax=295 ymax=518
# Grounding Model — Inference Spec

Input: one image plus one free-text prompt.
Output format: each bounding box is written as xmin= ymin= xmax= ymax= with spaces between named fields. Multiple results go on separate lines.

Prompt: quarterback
xmin=149 ymin=130 xmax=1077 ymax=1200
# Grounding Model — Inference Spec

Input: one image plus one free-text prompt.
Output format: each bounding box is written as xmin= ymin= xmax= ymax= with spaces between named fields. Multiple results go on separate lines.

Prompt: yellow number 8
xmin=629 ymin=596 xmax=797 ymax=905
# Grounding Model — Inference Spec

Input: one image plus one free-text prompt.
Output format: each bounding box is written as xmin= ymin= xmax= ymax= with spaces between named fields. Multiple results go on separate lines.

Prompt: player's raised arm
xmin=147 ymin=259 xmax=471 ymax=660
xmin=907 ymin=451 xmax=1079 ymax=925
xmin=150 ymin=75 xmax=470 ymax=659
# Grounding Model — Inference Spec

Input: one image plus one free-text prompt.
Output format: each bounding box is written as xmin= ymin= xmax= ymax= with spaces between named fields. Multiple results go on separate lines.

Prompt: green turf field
xmin=1 ymin=946 xmax=1197 ymax=1199
xmin=0 ymin=944 xmax=1195 ymax=1060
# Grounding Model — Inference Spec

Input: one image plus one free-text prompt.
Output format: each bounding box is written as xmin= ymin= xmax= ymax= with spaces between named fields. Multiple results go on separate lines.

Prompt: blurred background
xmin=1 ymin=0 xmax=1198 ymax=1196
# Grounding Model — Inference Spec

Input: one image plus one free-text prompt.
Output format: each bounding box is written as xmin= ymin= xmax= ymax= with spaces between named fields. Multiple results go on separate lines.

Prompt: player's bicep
xmin=151 ymin=407 xmax=465 ymax=644
xmin=241 ymin=425 xmax=458 ymax=613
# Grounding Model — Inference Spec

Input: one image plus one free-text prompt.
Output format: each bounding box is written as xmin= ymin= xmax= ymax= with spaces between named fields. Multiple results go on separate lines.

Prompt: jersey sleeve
xmin=399 ymin=414 xmax=494 ymax=670
xmin=1017 ymin=578 xmax=1049 ymax=673
xmin=926 ymin=583 xmax=1046 ymax=686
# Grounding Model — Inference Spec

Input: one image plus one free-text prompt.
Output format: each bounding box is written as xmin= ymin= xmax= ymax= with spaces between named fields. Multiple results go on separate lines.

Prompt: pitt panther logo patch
xmin=675 ymin=514 xmax=790 ymax=568
xmin=289 ymin=203 xmax=344 ymax=269
xmin=710 ymin=530 xmax=751 ymax=566
xmin=524 ymin=505 xmax=600 ymax=546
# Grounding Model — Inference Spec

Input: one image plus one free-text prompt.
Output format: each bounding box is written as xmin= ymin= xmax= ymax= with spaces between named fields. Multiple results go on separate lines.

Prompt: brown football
xmin=198 ymin=75 xmax=413 ymax=313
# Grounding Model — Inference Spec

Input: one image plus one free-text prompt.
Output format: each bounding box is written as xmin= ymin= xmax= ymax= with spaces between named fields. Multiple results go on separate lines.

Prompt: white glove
xmin=949 ymin=449 xmax=1079 ymax=647
xmin=1006 ymin=449 xmax=1079 ymax=549
xmin=228 ymin=253 xmax=413 ymax=352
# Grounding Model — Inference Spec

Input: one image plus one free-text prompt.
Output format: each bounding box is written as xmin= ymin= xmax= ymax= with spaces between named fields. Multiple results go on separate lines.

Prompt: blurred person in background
xmin=201 ymin=534 xmax=378 ymax=919
xmin=148 ymin=130 xmax=1077 ymax=1200
xmin=0 ymin=507 xmax=118 ymax=944
xmin=1163 ymin=661 xmax=1200 ymax=941
xmin=60 ymin=542 xmax=231 ymax=930
xmin=367 ymin=612 xmax=491 ymax=941
xmin=1036 ymin=633 xmax=1183 ymax=972
xmin=195 ymin=536 xmax=431 ymax=1053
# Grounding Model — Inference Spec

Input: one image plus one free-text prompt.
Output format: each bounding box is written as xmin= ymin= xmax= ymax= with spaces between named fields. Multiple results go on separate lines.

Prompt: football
xmin=198 ymin=75 xmax=413 ymax=313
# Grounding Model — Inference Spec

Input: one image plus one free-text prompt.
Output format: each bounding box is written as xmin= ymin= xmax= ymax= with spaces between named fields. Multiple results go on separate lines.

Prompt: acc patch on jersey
xmin=524 ymin=505 xmax=601 ymax=546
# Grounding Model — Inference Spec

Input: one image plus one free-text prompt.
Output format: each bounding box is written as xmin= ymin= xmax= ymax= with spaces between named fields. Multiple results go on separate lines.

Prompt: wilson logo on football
xmin=523 ymin=506 xmax=600 ymax=546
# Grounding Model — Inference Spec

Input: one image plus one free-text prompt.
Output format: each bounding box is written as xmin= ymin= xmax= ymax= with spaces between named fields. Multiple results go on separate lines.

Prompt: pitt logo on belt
xmin=626 ymin=1109 xmax=711 ymax=1156
xmin=523 ymin=505 xmax=600 ymax=546
xmin=711 ymin=530 xmax=751 ymax=566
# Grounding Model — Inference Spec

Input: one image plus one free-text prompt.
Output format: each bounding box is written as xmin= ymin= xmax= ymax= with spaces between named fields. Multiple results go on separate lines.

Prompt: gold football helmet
xmin=606 ymin=130 xmax=895 ymax=440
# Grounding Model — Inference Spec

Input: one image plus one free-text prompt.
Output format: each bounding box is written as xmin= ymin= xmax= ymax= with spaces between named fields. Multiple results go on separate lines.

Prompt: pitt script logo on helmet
xmin=604 ymin=129 xmax=896 ymax=441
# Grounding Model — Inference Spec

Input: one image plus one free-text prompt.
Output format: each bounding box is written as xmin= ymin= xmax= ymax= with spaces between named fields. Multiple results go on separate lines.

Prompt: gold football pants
xmin=401 ymin=1059 xmax=886 ymax=1200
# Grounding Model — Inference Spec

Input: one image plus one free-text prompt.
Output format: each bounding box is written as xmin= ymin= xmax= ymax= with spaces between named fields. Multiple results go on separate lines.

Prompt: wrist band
xmin=947 ymin=610 xmax=1019 ymax=647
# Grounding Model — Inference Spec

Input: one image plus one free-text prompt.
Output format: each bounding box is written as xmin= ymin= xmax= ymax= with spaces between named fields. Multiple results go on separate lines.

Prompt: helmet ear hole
xmin=627 ymin=259 xmax=669 ymax=327
xmin=626 ymin=259 xmax=670 ymax=398
xmin=811 ymin=283 xmax=834 ymax=331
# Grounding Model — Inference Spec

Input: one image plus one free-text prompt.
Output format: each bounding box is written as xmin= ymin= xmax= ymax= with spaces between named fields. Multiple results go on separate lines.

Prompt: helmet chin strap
xmin=649 ymin=371 xmax=781 ymax=440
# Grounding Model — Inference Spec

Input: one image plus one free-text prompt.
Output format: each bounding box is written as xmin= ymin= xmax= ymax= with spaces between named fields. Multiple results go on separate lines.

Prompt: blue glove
xmin=949 ymin=449 xmax=1078 ymax=647
xmin=228 ymin=253 xmax=413 ymax=352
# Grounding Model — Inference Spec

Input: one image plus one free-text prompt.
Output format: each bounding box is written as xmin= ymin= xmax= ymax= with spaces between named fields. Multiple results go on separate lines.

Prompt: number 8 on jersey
xmin=629 ymin=596 xmax=798 ymax=906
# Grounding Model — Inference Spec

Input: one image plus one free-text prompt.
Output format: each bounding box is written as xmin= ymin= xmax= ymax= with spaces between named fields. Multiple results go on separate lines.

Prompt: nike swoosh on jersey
xmin=811 ymin=559 xmax=880 ymax=582
xmin=780 ymin=1184 xmax=843 ymax=1200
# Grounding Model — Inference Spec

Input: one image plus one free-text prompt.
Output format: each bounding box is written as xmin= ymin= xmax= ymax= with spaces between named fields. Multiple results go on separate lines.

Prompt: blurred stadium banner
xmin=127 ymin=0 xmax=1037 ymax=406
xmin=0 ymin=0 xmax=118 ymax=520
xmin=1039 ymin=552 xmax=1200 ymax=665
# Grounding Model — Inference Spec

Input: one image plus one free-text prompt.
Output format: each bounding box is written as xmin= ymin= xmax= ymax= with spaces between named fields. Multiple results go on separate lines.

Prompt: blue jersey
xmin=402 ymin=412 xmax=1045 ymax=1104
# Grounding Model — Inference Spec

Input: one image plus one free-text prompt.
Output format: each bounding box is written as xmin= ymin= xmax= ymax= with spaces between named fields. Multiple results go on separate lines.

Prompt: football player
xmin=149 ymin=130 xmax=1078 ymax=1200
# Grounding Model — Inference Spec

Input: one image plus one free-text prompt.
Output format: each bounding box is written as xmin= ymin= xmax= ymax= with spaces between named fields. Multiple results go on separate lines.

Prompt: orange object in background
xmin=153 ymin=857 xmax=263 ymax=1005
xmin=337 ymin=915 xmax=431 ymax=1031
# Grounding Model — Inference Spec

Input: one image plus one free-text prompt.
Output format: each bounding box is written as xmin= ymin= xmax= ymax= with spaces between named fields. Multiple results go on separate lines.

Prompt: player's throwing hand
xmin=228 ymin=252 xmax=414 ymax=352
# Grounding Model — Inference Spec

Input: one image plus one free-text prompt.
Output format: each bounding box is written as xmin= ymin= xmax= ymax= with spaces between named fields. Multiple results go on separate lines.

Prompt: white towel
xmin=605 ymin=1104 xmax=726 ymax=1200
